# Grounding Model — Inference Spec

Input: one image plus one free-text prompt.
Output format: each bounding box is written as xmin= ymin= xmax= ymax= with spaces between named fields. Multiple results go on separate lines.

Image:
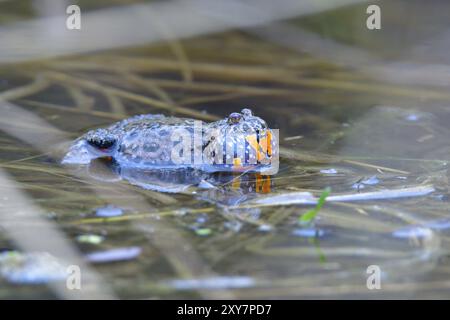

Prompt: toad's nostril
xmin=227 ymin=112 xmax=242 ymax=124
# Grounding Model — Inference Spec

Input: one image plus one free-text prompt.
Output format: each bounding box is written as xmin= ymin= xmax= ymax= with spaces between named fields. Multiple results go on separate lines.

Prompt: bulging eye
xmin=241 ymin=108 xmax=253 ymax=117
xmin=227 ymin=112 xmax=242 ymax=124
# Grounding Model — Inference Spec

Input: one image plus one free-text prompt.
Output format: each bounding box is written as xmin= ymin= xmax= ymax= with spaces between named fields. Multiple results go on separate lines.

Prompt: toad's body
xmin=63 ymin=109 xmax=278 ymax=175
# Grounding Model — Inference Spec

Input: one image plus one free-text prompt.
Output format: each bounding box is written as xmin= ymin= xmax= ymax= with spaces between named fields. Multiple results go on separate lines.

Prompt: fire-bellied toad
xmin=62 ymin=108 xmax=278 ymax=175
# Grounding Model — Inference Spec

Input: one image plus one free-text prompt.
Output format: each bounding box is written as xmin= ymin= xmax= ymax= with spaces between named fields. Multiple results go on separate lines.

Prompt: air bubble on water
xmin=95 ymin=205 xmax=123 ymax=217
xmin=196 ymin=214 xmax=208 ymax=224
xmin=292 ymin=228 xmax=325 ymax=238
xmin=320 ymin=168 xmax=338 ymax=174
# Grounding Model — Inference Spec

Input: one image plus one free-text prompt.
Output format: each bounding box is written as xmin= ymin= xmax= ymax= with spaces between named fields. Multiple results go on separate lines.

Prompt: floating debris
xmin=257 ymin=224 xmax=273 ymax=232
xmin=403 ymin=111 xmax=433 ymax=123
xmin=284 ymin=135 xmax=303 ymax=141
xmin=393 ymin=218 xmax=450 ymax=240
xmin=167 ymin=276 xmax=255 ymax=290
xmin=392 ymin=227 xmax=433 ymax=239
xmin=85 ymin=247 xmax=141 ymax=263
xmin=76 ymin=234 xmax=104 ymax=245
xmin=195 ymin=228 xmax=212 ymax=236
xmin=195 ymin=214 xmax=208 ymax=224
xmin=174 ymin=208 xmax=189 ymax=216
xmin=246 ymin=192 xmax=317 ymax=207
xmin=0 ymin=251 xmax=67 ymax=284
xmin=431 ymin=194 xmax=446 ymax=201
xmin=425 ymin=218 xmax=450 ymax=230
xmin=361 ymin=175 xmax=380 ymax=185
xmin=352 ymin=183 xmax=365 ymax=190
xmin=406 ymin=114 xmax=420 ymax=122
xmin=292 ymin=228 xmax=325 ymax=238
xmin=328 ymin=185 xmax=434 ymax=202
xmin=320 ymin=168 xmax=338 ymax=174
xmin=197 ymin=180 xmax=216 ymax=189
xmin=352 ymin=175 xmax=380 ymax=189
xmin=242 ymin=185 xmax=435 ymax=207
xmin=95 ymin=205 xmax=123 ymax=217
xmin=224 ymin=220 xmax=243 ymax=233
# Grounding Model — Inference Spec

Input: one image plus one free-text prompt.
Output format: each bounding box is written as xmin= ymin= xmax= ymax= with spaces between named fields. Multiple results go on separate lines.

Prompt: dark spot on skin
xmin=133 ymin=156 xmax=143 ymax=163
xmin=202 ymin=136 xmax=216 ymax=150
xmin=159 ymin=151 xmax=170 ymax=162
xmin=159 ymin=129 xmax=169 ymax=136
xmin=128 ymin=131 xmax=138 ymax=139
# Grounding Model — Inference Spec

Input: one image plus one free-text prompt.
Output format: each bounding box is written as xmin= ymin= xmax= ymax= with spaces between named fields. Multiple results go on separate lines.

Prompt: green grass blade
xmin=299 ymin=187 xmax=331 ymax=225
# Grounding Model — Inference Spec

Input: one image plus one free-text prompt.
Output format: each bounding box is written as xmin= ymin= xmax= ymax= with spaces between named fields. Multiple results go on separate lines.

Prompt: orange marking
xmin=255 ymin=174 xmax=271 ymax=193
xmin=246 ymin=132 xmax=271 ymax=162
xmin=255 ymin=173 xmax=262 ymax=192
xmin=246 ymin=134 xmax=259 ymax=153
xmin=262 ymin=175 xmax=271 ymax=193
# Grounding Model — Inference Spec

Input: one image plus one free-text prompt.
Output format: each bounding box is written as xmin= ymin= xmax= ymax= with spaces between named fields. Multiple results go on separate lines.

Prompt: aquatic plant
xmin=298 ymin=187 xmax=330 ymax=226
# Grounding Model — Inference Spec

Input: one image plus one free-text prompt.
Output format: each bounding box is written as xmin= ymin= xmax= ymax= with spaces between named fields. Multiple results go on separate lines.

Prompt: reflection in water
xmin=84 ymin=158 xmax=273 ymax=206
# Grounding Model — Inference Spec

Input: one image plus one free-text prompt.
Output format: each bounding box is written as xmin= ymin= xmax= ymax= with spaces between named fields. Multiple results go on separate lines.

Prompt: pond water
xmin=1 ymin=0 xmax=450 ymax=299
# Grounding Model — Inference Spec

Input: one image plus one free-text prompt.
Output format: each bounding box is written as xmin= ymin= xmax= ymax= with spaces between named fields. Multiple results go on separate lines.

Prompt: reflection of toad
xmin=79 ymin=158 xmax=273 ymax=206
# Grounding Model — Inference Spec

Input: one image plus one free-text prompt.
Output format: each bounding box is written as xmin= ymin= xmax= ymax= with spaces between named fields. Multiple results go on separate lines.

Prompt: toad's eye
xmin=241 ymin=108 xmax=253 ymax=117
xmin=227 ymin=112 xmax=242 ymax=124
